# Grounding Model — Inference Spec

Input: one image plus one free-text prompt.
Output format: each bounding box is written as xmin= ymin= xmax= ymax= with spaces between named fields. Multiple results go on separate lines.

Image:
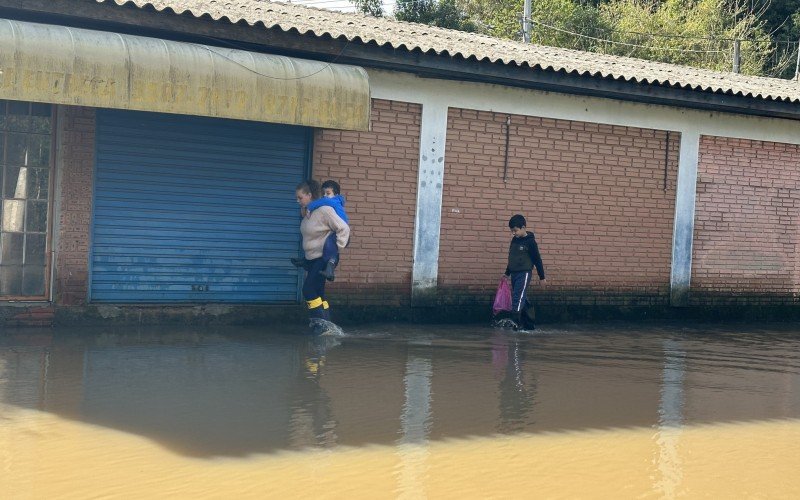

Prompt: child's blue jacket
xmin=308 ymin=195 xmax=349 ymax=223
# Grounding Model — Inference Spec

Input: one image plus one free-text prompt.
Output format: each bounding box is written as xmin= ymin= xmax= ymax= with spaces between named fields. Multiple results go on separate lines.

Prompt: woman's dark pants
xmin=302 ymin=258 xmax=330 ymax=320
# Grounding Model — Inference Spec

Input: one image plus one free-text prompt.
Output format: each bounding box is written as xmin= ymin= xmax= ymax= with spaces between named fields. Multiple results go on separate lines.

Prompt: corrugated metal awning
xmin=0 ymin=18 xmax=370 ymax=131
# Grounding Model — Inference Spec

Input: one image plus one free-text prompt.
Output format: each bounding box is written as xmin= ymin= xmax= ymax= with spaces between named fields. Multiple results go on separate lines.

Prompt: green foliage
xmin=753 ymin=0 xmax=800 ymax=40
xmin=460 ymin=0 xmax=610 ymax=43
xmin=528 ymin=0 xmax=609 ymax=50
xmin=351 ymin=0 xmax=384 ymax=17
xmin=394 ymin=0 xmax=479 ymax=31
xmin=350 ymin=0 xmax=798 ymax=77
xmin=460 ymin=0 xmax=523 ymax=39
xmin=598 ymin=0 xmax=773 ymax=74
xmin=463 ymin=0 xmax=782 ymax=76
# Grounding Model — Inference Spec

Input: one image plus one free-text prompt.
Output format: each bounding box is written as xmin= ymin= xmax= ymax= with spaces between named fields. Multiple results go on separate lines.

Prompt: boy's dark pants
xmin=509 ymin=271 xmax=535 ymax=329
xmin=322 ymin=233 xmax=339 ymax=266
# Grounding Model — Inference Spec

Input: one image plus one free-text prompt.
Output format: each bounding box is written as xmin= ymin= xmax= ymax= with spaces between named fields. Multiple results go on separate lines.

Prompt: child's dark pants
xmin=509 ymin=271 xmax=535 ymax=329
xmin=322 ymin=233 xmax=339 ymax=266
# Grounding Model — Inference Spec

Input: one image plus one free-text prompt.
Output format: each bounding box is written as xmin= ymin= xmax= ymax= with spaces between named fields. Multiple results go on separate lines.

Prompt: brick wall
xmin=692 ymin=135 xmax=800 ymax=304
xmin=51 ymin=101 xmax=421 ymax=310
xmin=312 ymin=99 xmax=421 ymax=306
xmin=55 ymin=106 xmax=95 ymax=306
xmin=36 ymin=102 xmax=800 ymax=318
xmin=440 ymin=108 xmax=680 ymax=306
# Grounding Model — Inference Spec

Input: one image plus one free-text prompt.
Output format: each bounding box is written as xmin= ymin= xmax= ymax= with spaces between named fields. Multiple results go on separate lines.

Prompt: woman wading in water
xmin=294 ymin=180 xmax=350 ymax=333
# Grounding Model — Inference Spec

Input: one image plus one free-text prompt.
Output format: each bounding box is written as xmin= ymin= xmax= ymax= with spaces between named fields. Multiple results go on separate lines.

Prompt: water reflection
xmin=289 ymin=336 xmax=340 ymax=449
xmin=492 ymin=332 xmax=535 ymax=433
xmin=1 ymin=324 xmax=800 ymax=460
xmin=396 ymin=342 xmax=433 ymax=499
xmin=654 ymin=339 xmax=686 ymax=499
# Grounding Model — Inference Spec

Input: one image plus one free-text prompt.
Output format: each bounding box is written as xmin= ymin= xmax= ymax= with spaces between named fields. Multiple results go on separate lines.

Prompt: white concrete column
xmin=670 ymin=130 xmax=700 ymax=306
xmin=411 ymin=102 xmax=449 ymax=301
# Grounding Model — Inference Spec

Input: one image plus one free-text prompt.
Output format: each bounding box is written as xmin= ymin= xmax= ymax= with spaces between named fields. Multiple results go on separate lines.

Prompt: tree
xmin=749 ymin=0 xmax=800 ymax=77
xmin=460 ymin=0 xmax=523 ymax=39
xmin=394 ymin=0 xmax=479 ymax=32
xmin=461 ymin=0 xmax=608 ymax=46
xmin=738 ymin=0 xmax=800 ymax=41
xmin=463 ymin=0 xmax=779 ymax=76
xmin=527 ymin=0 xmax=608 ymax=50
xmin=352 ymin=0 xmax=795 ymax=77
xmin=598 ymin=0 xmax=774 ymax=74
xmin=351 ymin=0 xmax=384 ymax=17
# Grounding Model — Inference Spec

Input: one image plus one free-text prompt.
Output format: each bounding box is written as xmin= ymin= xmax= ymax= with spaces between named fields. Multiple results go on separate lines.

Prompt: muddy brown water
xmin=2 ymin=322 xmax=800 ymax=498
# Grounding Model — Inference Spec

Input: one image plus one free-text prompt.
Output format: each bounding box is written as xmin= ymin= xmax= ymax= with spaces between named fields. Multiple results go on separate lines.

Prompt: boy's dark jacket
xmin=505 ymin=231 xmax=545 ymax=280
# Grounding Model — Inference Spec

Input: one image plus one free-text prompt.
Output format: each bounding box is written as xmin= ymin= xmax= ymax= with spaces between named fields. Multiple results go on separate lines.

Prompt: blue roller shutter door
xmin=91 ymin=110 xmax=308 ymax=303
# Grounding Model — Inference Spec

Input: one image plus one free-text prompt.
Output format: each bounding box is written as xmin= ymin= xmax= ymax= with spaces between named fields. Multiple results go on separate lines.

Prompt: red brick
xmin=313 ymin=99 xmax=421 ymax=305
xmin=439 ymin=107 xmax=680 ymax=300
xmin=691 ymin=135 xmax=800 ymax=302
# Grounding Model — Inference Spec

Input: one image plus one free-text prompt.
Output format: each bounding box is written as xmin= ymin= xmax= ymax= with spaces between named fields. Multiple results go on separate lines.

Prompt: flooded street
xmin=2 ymin=323 xmax=800 ymax=498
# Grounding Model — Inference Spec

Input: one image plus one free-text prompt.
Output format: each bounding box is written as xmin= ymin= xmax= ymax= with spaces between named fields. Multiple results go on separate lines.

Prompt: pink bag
xmin=492 ymin=278 xmax=512 ymax=316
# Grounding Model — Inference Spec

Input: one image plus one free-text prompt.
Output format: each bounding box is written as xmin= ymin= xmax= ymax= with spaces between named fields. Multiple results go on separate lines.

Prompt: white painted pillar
xmin=670 ymin=131 xmax=700 ymax=306
xmin=411 ymin=102 xmax=449 ymax=302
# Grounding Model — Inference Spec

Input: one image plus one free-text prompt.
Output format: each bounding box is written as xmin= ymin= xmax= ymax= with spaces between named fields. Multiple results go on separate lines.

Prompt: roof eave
xmin=2 ymin=0 xmax=798 ymax=121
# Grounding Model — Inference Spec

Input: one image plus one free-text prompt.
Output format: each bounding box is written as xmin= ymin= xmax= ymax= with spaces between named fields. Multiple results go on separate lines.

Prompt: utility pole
xmin=732 ymin=39 xmax=740 ymax=74
xmin=795 ymin=38 xmax=800 ymax=81
xmin=523 ymin=0 xmax=531 ymax=43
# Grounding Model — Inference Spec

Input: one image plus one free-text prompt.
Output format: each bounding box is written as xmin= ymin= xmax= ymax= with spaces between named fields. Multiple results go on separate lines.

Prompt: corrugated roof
xmin=98 ymin=0 xmax=800 ymax=103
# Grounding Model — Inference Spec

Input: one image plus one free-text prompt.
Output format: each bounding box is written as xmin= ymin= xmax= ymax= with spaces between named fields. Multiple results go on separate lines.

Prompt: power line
xmin=261 ymin=1 xmax=800 ymax=78
xmin=189 ymin=36 xmax=354 ymax=81
xmin=526 ymin=18 xmax=727 ymax=54
xmin=289 ymin=0 xmax=398 ymax=10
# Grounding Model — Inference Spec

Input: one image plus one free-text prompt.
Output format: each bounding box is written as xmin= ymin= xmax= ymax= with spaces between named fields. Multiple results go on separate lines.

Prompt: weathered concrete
xmin=670 ymin=130 xmax=700 ymax=306
xmin=411 ymin=101 xmax=449 ymax=304
xmin=0 ymin=19 xmax=370 ymax=131
xmin=3 ymin=290 xmax=799 ymax=329
xmin=0 ymin=303 xmax=55 ymax=327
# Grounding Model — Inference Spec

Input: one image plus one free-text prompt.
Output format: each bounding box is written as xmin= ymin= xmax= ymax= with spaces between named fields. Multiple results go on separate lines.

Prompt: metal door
xmin=91 ymin=110 xmax=309 ymax=303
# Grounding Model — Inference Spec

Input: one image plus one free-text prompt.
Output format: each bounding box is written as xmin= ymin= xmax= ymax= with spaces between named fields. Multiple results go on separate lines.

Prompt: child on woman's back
xmin=292 ymin=180 xmax=349 ymax=281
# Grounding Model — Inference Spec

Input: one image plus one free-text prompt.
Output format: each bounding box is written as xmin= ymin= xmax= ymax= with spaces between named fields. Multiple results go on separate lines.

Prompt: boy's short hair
xmin=321 ymin=180 xmax=341 ymax=195
xmin=508 ymin=214 xmax=526 ymax=229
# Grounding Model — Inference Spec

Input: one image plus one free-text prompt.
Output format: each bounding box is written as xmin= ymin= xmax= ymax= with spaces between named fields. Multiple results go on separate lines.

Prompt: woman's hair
xmin=296 ymin=179 xmax=321 ymax=200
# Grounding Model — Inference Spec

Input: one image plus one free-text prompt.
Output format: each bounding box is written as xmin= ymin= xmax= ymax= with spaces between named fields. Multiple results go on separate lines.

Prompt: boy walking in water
xmin=292 ymin=180 xmax=349 ymax=281
xmin=503 ymin=214 xmax=546 ymax=331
